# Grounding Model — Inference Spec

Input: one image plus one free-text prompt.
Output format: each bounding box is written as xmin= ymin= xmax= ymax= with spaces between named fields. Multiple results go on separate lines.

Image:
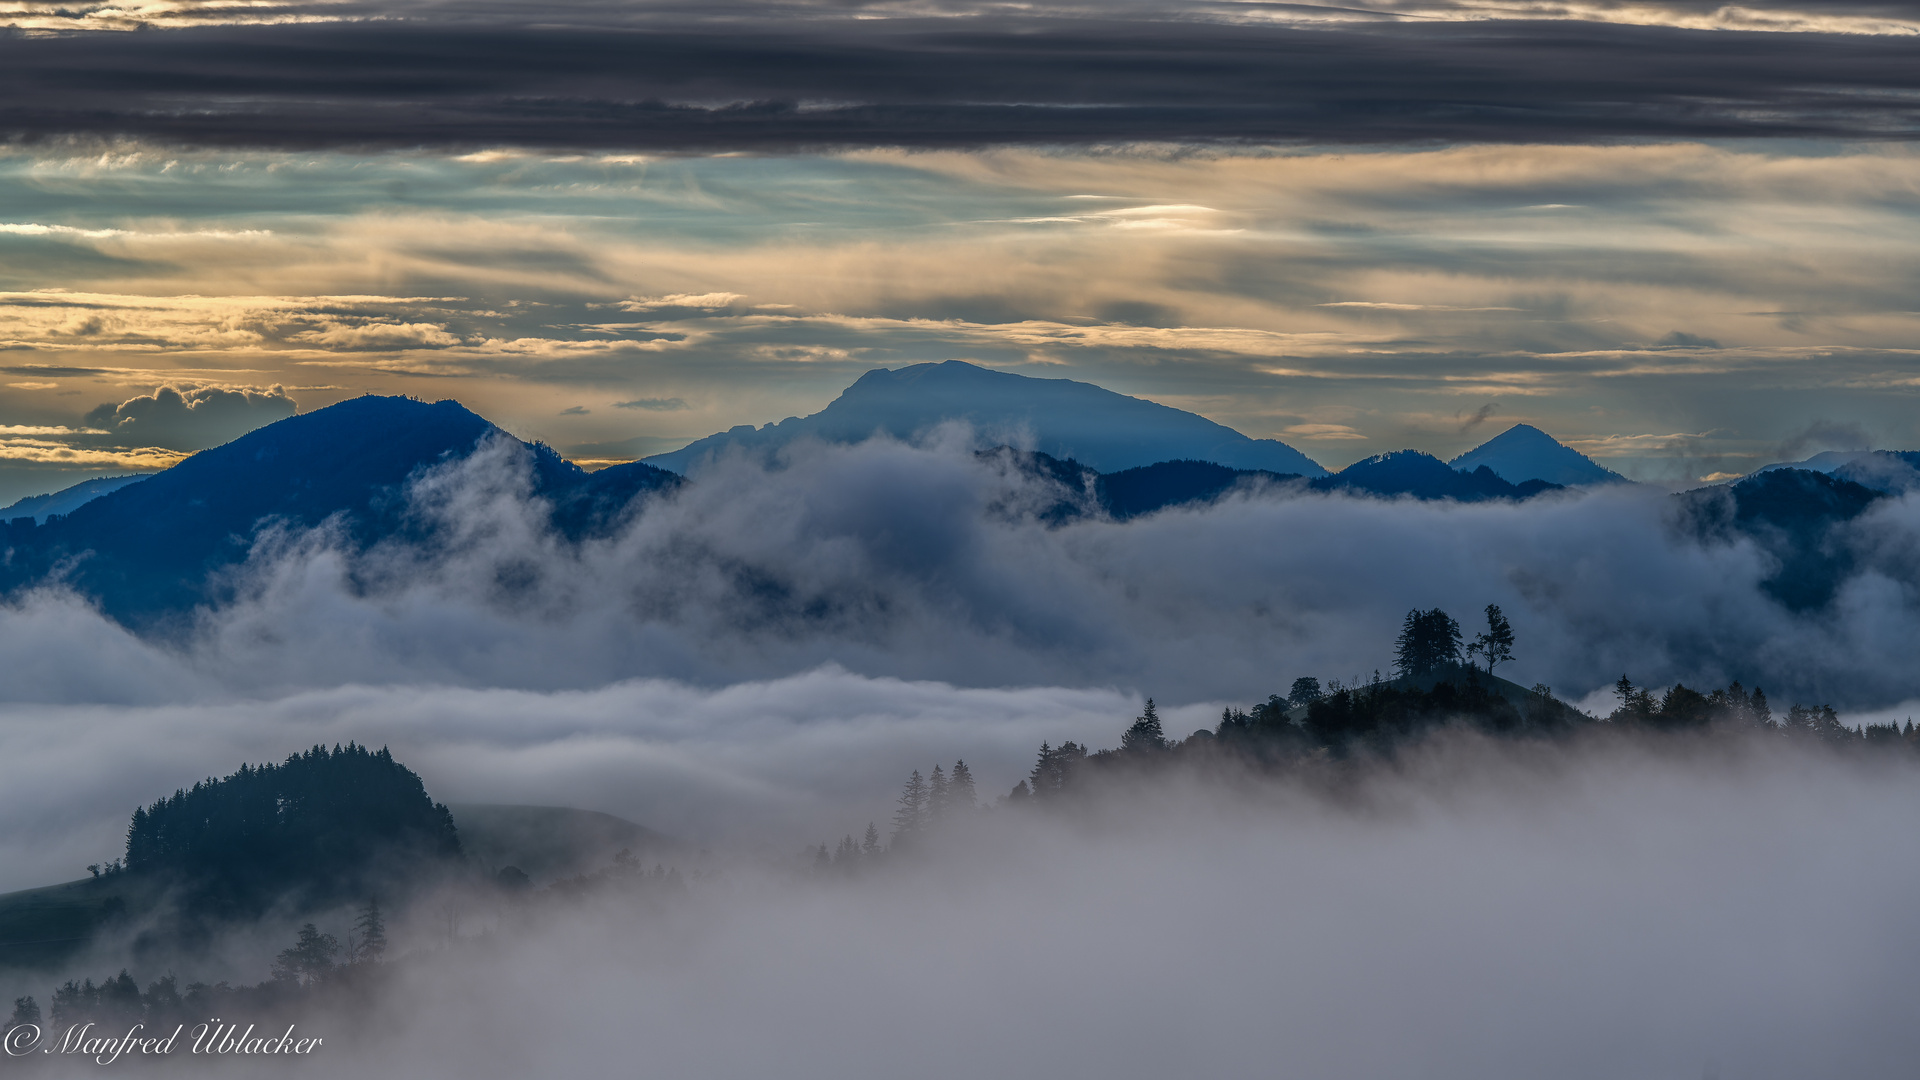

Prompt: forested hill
xmin=125 ymin=743 xmax=461 ymax=911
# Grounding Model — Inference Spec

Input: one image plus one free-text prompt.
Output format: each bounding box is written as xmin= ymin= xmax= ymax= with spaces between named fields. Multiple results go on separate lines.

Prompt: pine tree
xmin=862 ymin=823 xmax=880 ymax=855
xmin=927 ymin=765 xmax=950 ymax=823
xmin=7 ymin=996 xmax=39 ymax=1033
xmin=1394 ymin=609 xmax=1463 ymax=677
xmin=1122 ymin=698 xmax=1169 ymax=753
xmin=948 ymin=760 xmax=976 ymax=811
xmin=891 ymin=770 xmax=928 ymax=846
xmin=353 ymin=899 xmax=387 ymax=963
xmin=1029 ymin=742 xmax=1086 ymax=797
xmin=270 ymin=923 xmax=340 ymax=986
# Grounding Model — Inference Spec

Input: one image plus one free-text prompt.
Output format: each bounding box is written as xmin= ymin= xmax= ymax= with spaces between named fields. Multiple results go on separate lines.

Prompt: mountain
xmin=1676 ymin=468 xmax=1885 ymax=611
xmin=1313 ymin=450 xmax=1563 ymax=502
xmin=991 ymin=448 xmax=1557 ymax=526
xmin=1448 ymin=424 xmax=1627 ymax=486
xmin=643 ymin=360 xmax=1328 ymax=477
xmin=1756 ymin=449 xmax=1920 ymax=494
xmin=0 ymin=474 xmax=149 ymax=523
xmin=0 ymin=396 xmax=679 ymax=625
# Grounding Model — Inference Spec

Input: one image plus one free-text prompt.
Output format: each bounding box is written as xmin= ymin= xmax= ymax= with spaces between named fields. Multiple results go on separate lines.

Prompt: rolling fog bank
xmin=19 ymin=730 xmax=1920 ymax=1080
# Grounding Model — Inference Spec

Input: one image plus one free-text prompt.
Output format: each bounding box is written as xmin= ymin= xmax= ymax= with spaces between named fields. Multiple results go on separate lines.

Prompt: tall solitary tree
xmin=1468 ymin=604 xmax=1515 ymax=675
xmin=1121 ymin=699 xmax=1169 ymax=753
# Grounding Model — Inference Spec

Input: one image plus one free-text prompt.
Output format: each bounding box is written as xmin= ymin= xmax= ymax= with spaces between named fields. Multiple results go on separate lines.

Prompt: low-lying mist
xmin=25 ymin=732 xmax=1920 ymax=1080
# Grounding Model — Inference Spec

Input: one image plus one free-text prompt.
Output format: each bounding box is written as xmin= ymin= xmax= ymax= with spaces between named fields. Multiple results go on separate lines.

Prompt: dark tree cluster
xmin=8 ymin=901 xmax=395 ymax=1037
xmin=1609 ymin=676 xmax=1920 ymax=749
xmin=124 ymin=743 xmax=461 ymax=913
xmin=968 ymin=605 xmax=1920 ymax=806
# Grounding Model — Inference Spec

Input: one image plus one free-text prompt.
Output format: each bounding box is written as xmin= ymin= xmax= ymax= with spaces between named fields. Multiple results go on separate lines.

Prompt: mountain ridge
xmin=643 ymin=360 xmax=1329 ymax=478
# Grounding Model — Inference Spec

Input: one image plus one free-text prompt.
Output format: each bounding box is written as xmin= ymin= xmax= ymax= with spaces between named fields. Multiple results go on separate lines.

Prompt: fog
xmin=5 ymin=437 xmax=1920 ymax=1074
xmin=18 ymin=734 xmax=1920 ymax=1079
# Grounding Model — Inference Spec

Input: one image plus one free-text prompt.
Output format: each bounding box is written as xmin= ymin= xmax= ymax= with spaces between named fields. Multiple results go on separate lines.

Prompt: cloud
xmin=3 ymin=13 xmax=1920 ymax=149
xmin=3 ymin=695 xmax=1920 ymax=1077
xmin=559 ymin=405 xmax=589 ymax=415
xmin=82 ymin=384 xmax=297 ymax=451
xmin=611 ymin=398 xmax=690 ymax=411
xmin=0 ymin=433 xmax=1906 ymax=714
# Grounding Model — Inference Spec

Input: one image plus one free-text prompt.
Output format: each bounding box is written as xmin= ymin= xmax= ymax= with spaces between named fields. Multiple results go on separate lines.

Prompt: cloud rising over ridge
xmin=4 ymin=432 xmax=1917 ymax=712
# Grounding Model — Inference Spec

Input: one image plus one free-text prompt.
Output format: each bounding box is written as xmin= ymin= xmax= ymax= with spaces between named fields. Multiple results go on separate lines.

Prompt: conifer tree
xmin=353 ymin=899 xmax=387 ymax=963
xmin=270 ymin=924 xmax=339 ymax=986
xmin=7 ymin=996 xmax=39 ymax=1033
xmin=1122 ymin=699 xmax=1169 ymax=753
xmin=862 ymin=823 xmax=880 ymax=855
xmin=948 ymin=760 xmax=976 ymax=810
xmin=928 ymin=765 xmax=950 ymax=823
xmin=1394 ymin=609 xmax=1464 ymax=677
xmin=891 ymin=770 xmax=928 ymax=846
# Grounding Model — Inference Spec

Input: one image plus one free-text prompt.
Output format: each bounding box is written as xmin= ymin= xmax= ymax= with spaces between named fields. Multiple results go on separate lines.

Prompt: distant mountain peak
xmin=1449 ymin=424 xmax=1626 ymax=487
xmin=643 ymin=360 xmax=1329 ymax=477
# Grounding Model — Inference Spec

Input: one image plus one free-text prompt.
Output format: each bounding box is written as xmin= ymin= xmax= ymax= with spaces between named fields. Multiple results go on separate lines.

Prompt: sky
xmin=0 ymin=1 xmax=1918 ymax=502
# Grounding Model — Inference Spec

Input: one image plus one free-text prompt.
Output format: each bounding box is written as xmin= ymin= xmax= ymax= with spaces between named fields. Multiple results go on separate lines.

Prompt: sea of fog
xmin=3 ymin=435 xmax=1919 ymax=1077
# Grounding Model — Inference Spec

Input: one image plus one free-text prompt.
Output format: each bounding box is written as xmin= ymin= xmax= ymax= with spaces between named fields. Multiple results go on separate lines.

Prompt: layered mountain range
xmin=0 ymin=361 xmax=1906 ymax=623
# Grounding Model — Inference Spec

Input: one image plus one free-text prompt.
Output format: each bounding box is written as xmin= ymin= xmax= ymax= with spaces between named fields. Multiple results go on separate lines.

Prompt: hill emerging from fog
xmin=644 ymin=360 xmax=1329 ymax=477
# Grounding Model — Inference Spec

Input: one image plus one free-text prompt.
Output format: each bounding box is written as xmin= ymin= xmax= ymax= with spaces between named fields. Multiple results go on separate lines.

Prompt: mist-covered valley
xmin=3 ymin=421 xmax=1920 ymax=1076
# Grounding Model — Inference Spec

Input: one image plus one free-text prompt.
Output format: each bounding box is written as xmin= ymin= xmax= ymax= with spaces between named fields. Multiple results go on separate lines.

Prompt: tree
xmin=1121 ymin=699 xmax=1168 ymax=753
xmin=948 ymin=761 xmax=976 ymax=811
xmin=1287 ymin=678 xmax=1322 ymax=709
xmin=1028 ymin=742 xmax=1086 ymax=798
xmin=861 ymin=823 xmax=880 ymax=856
xmin=927 ymin=765 xmax=950 ymax=823
xmin=270 ymin=923 xmax=339 ymax=986
xmin=1469 ymin=605 xmax=1515 ymax=675
xmin=1610 ymin=675 xmax=1656 ymax=723
xmin=7 ymin=996 xmax=39 ymax=1033
xmin=890 ymin=770 xmax=928 ymax=846
xmin=1393 ymin=609 xmax=1463 ymax=677
xmin=352 ymin=899 xmax=387 ymax=963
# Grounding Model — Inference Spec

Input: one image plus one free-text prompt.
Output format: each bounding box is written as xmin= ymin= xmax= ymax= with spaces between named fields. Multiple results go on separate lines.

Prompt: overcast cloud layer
xmin=2 ymin=10 xmax=1920 ymax=150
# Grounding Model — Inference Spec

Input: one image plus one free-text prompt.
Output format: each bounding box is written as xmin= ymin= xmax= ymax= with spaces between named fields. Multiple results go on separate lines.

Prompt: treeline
xmin=836 ymin=604 xmax=1920 ymax=846
xmin=805 ymin=761 xmax=979 ymax=872
xmin=4 ymin=902 xmax=392 ymax=1035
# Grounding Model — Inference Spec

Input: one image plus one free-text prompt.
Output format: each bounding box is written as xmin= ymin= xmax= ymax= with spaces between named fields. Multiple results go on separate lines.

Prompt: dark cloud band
xmin=1 ymin=17 xmax=1918 ymax=149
